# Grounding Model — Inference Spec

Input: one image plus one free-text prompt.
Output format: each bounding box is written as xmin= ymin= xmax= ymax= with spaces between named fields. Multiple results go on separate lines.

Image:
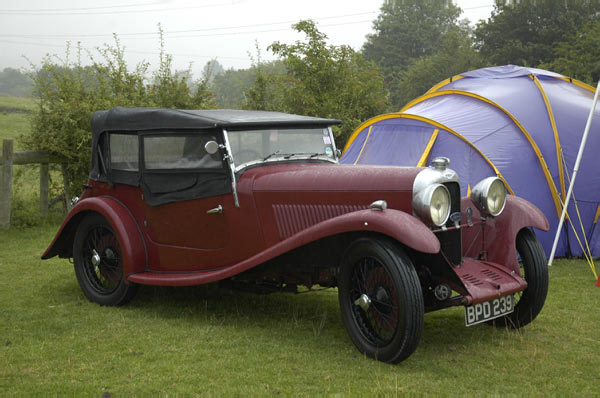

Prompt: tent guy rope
xmin=547 ymin=79 xmax=600 ymax=285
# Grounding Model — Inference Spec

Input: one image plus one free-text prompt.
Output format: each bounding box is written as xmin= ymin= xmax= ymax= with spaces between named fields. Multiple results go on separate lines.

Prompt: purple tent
xmin=341 ymin=65 xmax=600 ymax=258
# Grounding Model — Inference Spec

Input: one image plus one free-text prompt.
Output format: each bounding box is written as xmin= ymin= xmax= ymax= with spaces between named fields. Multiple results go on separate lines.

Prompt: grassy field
xmin=1 ymin=224 xmax=599 ymax=395
xmin=0 ymin=96 xmax=34 ymax=149
xmin=0 ymin=95 xmax=36 ymax=113
xmin=1 ymin=96 xmax=64 ymax=227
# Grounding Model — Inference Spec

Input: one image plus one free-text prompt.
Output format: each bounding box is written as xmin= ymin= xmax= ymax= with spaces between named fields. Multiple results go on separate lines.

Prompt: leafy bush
xmin=23 ymin=31 xmax=215 ymax=197
xmin=244 ymin=20 xmax=388 ymax=147
xmin=9 ymin=165 xmax=64 ymax=228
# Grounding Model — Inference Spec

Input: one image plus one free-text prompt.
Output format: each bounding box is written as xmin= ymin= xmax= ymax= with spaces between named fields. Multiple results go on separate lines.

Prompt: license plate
xmin=465 ymin=295 xmax=514 ymax=326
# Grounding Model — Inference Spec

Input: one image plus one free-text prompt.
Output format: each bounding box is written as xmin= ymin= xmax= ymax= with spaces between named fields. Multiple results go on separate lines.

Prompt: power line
xmin=462 ymin=4 xmax=494 ymax=10
xmin=0 ymin=39 xmax=250 ymax=60
xmin=0 ymin=0 xmax=244 ymax=16
xmin=0 ymin=11 xmax=378 ymax=39
xmin=164 ymin=20 xmax=374 ymax=39
xmin=0 ymin=1 xmax=164 ymax=13
xmin=0 ymin=18 xmax=374 ymax=44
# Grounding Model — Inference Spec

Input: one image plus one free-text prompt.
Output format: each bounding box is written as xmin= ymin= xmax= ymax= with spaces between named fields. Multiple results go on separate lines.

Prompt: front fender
xmin=42 ymin=196 xmax=147 ymax=276
xmin=298 ymin=208 xmax=441 ymax=254
xmin=462 ymin=195 xmax=549 ymax=273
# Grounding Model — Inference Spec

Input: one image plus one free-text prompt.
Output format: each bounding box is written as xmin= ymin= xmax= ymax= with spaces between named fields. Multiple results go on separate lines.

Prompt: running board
xmin=127 ymin=271 xmax=220 ymax=286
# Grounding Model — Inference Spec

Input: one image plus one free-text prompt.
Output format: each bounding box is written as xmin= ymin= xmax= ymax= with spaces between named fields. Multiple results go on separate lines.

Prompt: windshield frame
xmin=224 ymin=125 xmax=339 ymax=172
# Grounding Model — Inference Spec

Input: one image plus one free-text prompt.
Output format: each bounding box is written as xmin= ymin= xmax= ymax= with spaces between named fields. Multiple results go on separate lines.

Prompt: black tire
xmin=73 ymin=213 xmax=137 ymax=306
xmin=493 ymin=228 xmax=548 ymax=328
xmin=338 ymin=237 xmax=424 ymax=363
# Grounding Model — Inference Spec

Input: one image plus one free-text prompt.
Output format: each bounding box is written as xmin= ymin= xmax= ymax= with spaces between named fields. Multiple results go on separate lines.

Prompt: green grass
xmin=1 ymin=224 xmax=599 ymax=394
xmin=0 ymin=95 xmax=34 ymax=149
xmin=0 ymin=112 xmax=31 ymax=150
xmin=0 ymin=96 xmax=64 ymax=227
xmin=0 ymin=96 xmax=35 ymax=148
xmin=0 ymin=95 xmax=36 ymax=112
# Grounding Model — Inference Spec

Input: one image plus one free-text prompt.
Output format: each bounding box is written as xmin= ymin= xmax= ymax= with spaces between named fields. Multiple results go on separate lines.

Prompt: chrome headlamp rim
xmin=413 ymin=183 xmax=451 ymax=227
xmin=470 ymin=176 xmax=507 ymax=217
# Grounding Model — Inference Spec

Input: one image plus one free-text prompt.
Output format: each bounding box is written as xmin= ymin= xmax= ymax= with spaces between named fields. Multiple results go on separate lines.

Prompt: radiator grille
xmin=438 ymin=181 xmax=462 ymax=265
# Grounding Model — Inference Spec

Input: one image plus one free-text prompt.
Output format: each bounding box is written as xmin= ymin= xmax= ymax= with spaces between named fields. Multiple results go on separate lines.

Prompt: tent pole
xmin=548 ymin=79 xmax=600 ymax=266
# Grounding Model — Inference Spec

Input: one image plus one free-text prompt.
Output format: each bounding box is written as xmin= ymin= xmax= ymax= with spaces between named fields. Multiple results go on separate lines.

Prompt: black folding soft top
xmin=89 ymin=107 xmax=341 ymax=184
xmin=91 ymin=107 xmax=341 ymax=137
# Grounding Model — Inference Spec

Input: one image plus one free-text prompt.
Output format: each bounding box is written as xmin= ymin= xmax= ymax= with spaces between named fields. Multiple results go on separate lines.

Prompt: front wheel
xmin=493 ymin=228 xmax=548 ymax=328
xmin=338 ymin=237 xmax=424 ymax=363
xmin=73 ymin=213 xmax=138 ymax=306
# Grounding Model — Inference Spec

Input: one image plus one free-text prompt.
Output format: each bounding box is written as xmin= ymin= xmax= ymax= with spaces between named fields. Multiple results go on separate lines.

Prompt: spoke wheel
xmin=491 ymin=228 xmax=548 ymax=328
xmin=338 ymin=237 xmax=423 ymax=363
xmin=73 ymin=214 xmax=137 ymax=306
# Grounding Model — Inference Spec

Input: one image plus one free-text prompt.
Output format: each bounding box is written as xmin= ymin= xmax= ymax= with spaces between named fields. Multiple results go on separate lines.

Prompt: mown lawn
xmin=1 ymin=224 xmax=598 ymax=395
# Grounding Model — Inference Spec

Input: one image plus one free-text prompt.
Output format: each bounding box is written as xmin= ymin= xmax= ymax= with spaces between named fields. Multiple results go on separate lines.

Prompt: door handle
xmin=206 ymin=205 xmax=223 ymax=214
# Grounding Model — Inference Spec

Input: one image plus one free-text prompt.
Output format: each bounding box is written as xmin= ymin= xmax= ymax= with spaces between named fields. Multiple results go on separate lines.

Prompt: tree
xmin=362 ymin=0 xmax=462 ymax=108
xmin=541 ymin=19 xmax=600 ymax=84
xmin=24 ymin=35 xmax=215 ymax=198
xmin=0 ymin=68 xmax=31 ymax=97
xmin=202 ymin=59 xmax=225 ymax=83
xmin=212 ymin=67 xmax=253 ymax=108
xmin=474 ymin=0 xmax=600 ymax=67
xmin=148 ymin=28 xmax=215 ymax=109
xmin=242 ymin=46 xmax=286 ymax=112
xmin=248 ymin=20 xmax=388 ymax=146
xmin=395 ymin=29 xmax=487 ymax=108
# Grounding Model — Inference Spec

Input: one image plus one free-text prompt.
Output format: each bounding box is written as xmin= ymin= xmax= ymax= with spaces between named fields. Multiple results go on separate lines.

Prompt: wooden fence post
xmin=62 ymin=164 xmax=72 ymax=213
xmin=1 ymin=139 xmax=14 ymax=228
xmin=40 ymin=163 xmax=49 ymax=217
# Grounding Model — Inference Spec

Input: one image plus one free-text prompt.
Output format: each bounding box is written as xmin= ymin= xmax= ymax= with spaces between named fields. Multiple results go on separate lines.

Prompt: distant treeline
xmin=0 ymin=68 xmax=32 ymax=97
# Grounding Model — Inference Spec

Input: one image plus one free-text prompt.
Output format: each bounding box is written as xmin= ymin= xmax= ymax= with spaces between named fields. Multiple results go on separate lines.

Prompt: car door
xmin=139 ymin=130 xmax=233 ymax=270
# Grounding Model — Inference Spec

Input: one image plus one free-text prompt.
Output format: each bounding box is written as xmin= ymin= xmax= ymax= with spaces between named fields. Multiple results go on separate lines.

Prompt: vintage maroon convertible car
xmin=43 ymin=107 xmax=549 ymax=363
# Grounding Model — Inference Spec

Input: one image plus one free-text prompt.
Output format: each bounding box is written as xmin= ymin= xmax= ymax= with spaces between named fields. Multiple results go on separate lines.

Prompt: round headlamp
xmin=470 ymin=177 xmax=507 ymax=217
xmin=413 ymin=183 xmax=451 ymax=227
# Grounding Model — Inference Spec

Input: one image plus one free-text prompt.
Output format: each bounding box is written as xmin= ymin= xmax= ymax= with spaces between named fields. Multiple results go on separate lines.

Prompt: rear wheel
xmin=73 ymin=213 xmax=137 ymax=306
xmin=493 ymin=228 xmax=548 ymax=328
xmin=338 ymin=237 xmax=424 ymax=363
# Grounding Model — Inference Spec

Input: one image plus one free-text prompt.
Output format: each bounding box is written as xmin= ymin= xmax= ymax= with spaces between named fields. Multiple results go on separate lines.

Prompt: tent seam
xmin=417 ymin=129 xmax=439 ymax=167
xmin=530 ymin=74 xmax=567 ymax=206
xmin=424 ymin=74 xmax=465 ymax=96
xmin=342 ymin=114 xmax=403 ymax=153
xmin=353 ymin=125 xmax=373 ymax=165
xmin=399 ymin=112 xmax=514 ymax=195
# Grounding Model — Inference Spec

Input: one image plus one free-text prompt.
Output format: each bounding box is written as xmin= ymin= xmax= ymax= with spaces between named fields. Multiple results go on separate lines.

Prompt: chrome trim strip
xmin=328 ymin=126 xmax=340 ymax=162
xmin=234 ymin=156 xmax=336 ymax=173
xmin=222 ymin=128 xmax=240 ymax=208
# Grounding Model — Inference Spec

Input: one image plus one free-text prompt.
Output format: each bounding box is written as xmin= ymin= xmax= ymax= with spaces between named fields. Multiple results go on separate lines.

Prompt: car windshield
xmin=227 ymin=127 xmax=336 ymax=168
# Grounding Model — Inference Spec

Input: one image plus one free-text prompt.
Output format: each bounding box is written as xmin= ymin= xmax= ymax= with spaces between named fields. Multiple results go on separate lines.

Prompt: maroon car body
xmin=43 ymin=107 xmax=550 ymax=363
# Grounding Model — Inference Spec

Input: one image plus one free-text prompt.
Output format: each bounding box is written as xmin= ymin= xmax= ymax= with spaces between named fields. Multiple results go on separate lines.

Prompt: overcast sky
xmin=0 ymin=0 xmax=495 ymax=77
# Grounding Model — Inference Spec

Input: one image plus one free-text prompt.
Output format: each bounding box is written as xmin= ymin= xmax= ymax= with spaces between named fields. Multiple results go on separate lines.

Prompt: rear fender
xmin=42 ymin=197 xmax=147 ymax=276
xmin=462 ymin=195 xmax=549 ymax=274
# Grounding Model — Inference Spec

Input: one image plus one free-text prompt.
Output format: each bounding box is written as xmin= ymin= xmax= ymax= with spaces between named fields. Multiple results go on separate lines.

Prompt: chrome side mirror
xmin=205 ymin=140 xmax=219 ymax=155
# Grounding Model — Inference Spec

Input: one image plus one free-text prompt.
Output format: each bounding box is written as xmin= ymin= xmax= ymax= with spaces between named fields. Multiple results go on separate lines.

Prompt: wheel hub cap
xmin=91 ymin=249 xmax=101 ymax=267
xmin=354 ymin=293 xmax=372 ymax=312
